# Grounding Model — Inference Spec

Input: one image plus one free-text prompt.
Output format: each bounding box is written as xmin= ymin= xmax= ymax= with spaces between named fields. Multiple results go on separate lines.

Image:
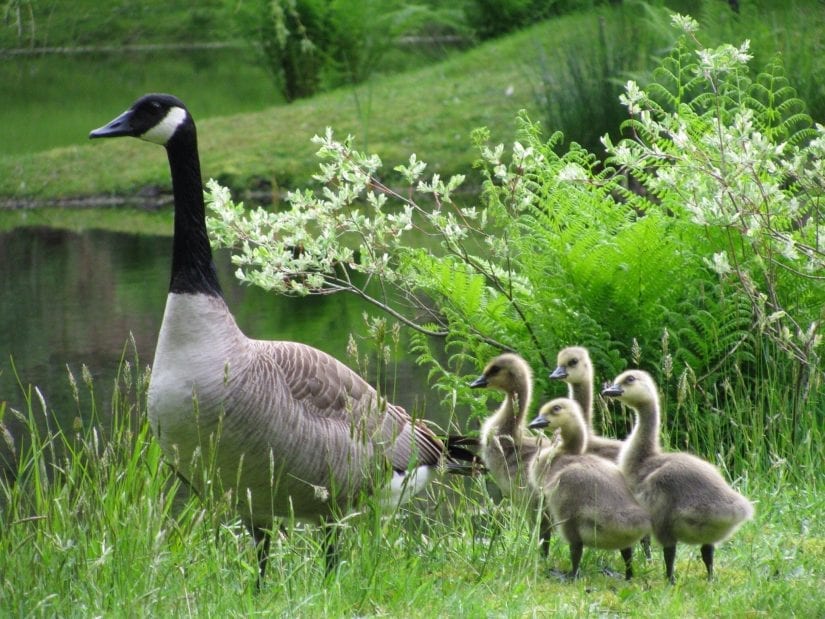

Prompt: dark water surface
xmin=0 ymin=226 xmax=450 ymax=445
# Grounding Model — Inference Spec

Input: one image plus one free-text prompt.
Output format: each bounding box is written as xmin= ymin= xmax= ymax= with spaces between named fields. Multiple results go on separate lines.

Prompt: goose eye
xmin=552 ymin=405 xmax=562 ymax=414
xmin=625 ymin=375 xmax=636 ymax=384
xmin=569 ymin=359 xmax=578 ymax=367
xmin=488 ymin=365 xmax=500 ymax=375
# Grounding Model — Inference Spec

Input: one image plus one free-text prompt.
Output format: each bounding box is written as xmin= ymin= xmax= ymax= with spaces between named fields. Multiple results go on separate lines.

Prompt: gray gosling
xmin=527 ymin=398 xmax=651 ymax=580
xmin=551 ymin=346 xmax=655 ymax=560
xmin=602 ymin=370 xmax=754 ymax=583
xmin=549 ymin=346 xmax=623 ymax=461
xmin=470 ymin=353 xmax=553 ymax=553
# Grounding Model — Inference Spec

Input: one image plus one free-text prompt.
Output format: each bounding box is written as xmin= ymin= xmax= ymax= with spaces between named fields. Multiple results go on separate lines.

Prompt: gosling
xmin=602 ymin=370 xmax=754 ymax=583
xmin=527 ymin=398 xmax=651 ymax=580
xmin=549 ymin=346 xmax=623 ymax=461
xmin=470 ymin=353 xmax=553 ymax=553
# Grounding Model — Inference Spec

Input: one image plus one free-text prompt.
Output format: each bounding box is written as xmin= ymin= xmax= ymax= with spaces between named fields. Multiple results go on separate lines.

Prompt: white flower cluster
xmin=603 ymin=35 xmax=823 ymax=360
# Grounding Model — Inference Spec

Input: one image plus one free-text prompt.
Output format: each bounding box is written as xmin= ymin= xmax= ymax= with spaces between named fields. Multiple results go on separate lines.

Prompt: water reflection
xmin=0 ymin=226 xmax=453 ymax=453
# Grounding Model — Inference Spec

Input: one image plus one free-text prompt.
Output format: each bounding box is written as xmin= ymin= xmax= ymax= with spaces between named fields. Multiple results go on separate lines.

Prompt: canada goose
xmin=469 ymin=353 xmax=553 ymax=553
xmin=527 ymin=398 xmax=651 ymax=580
xmin=89 ymin=94 xmax=475 ymax=582
xmin=549 ymin=346 xmax=623 ymax=462
xmin=602 ymin=370 xmax=754 ymax=583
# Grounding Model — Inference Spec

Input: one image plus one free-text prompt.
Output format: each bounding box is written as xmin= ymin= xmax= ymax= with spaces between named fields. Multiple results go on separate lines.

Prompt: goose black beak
xmin=601 ymin=384 xmax=623 ymax=397
xmin=548 ymin=365 xmax=567 ymax=380
xmin=469 ymin=375 xmax=488 ymax=388
xmin=527 ymin=415 xmax=549 ymax=430
xmin=89 ymin=108 xmax=135 ymax=139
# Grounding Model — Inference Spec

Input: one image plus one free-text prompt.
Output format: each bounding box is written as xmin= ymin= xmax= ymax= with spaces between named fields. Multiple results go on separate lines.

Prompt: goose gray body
xmin=603 ymin=370 xmax=754 ymax=582
xmin=90 ymin=94 xmax=464 ymax=579
xmin=149 ymin=293 xmax=437 ymax=522
xmin=528 ymin=398 xmax=650 ymax=579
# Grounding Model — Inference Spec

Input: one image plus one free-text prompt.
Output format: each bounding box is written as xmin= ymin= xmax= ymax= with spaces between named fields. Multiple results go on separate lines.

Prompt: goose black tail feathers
xmin=443 ymin=434 xmax=486 ymax=475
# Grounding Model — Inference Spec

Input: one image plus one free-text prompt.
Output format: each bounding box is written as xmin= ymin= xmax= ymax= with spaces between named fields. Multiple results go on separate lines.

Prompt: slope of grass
xmin=0 ymin=10 xmax=548 ymax=203
xmin=3 ymin=1 xmax=824 ymax=206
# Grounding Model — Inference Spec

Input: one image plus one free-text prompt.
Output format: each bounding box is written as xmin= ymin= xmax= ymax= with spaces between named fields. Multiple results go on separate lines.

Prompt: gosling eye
xmin=487 ymin=365 xmax=500 ymax=376
xmin=625 ymin=375 xmax=637 ymax=385
xmin=552 ymin=405 xmax=562 ymax=414
xmin=568 ymin=359 xmax=578 ymax=367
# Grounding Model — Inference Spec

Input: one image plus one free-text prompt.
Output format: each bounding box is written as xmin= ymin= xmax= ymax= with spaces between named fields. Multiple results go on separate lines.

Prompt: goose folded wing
xmin=263 ymin=342 xmax=446 ymax=469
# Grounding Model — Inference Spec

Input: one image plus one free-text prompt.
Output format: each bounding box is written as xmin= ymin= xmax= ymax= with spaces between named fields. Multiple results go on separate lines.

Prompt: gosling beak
xmin=548 ymin=365 xmax=567 ymax=380
xmin=89 ymin=108 xmax=135 ymax=139
xmin=527 ymin=415 xmax=549 ymax=430
xmin=601 ymin=383 xmax=623 ymax=397
xmin=469 ymin=375 xmax=488 ymax=388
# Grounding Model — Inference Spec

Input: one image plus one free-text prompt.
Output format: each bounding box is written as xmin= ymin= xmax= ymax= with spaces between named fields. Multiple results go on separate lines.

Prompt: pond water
xmin=0 ymin=223 xmax=461 ymax=470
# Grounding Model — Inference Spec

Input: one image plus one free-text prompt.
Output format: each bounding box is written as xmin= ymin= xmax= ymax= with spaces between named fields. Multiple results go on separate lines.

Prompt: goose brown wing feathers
xmin=262 ymin=341 xmax=445 ymax=469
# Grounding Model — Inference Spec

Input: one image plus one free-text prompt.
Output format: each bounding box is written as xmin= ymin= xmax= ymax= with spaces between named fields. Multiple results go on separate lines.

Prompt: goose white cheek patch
xmin=141 ymin=106 xmax=188 ymax=144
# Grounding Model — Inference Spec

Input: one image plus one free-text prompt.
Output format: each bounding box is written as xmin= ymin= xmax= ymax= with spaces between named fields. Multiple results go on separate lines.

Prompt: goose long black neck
xmin=165 ymin=127 xmax=222 ymax=297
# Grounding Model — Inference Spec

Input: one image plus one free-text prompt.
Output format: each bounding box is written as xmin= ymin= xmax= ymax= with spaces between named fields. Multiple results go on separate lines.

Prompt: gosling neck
xmin=622 ymin=397 xmax=661 ymax=469
xmin=568 ymin=379 xmax=594 ymax=430
xmin=165 ymin=126 xmax=222 ymax=298
xmin=559 ymin=417 xmax=587 ymax=455
xmin=489 ymin=379 xmax=532 ymax=439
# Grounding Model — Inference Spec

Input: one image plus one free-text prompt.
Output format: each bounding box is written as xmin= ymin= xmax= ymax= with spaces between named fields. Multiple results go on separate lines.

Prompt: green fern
xmin=747 ymin=56 xmax=816 ymax=145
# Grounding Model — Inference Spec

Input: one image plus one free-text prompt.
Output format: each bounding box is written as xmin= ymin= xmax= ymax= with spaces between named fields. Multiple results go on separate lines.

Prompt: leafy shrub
xmin=206 ymin=16 xmax=822 ymax=469
xmin=227 ymin=0 xmax=466 ymax=101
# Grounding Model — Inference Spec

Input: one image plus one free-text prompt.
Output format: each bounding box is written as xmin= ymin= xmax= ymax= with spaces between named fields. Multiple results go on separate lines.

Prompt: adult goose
xmin=89 ymin=93 xmax=475 ymax=582
xmin=602 ymin=370 xmax=754 ymax=583
xmin=469 ymin=353 xmax=553 ymax=553
xmin=527 ymin=398 xmax=650 ymax=580
xmin=549 ymin=347 xmax=623 ymax=462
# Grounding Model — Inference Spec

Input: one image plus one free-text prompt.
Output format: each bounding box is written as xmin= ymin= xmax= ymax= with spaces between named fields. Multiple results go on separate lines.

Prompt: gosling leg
xmin=568 ymin=541 xmax=583 ymax=580
xmin=641 ymin=534 xmax=652 ymax=560
xmin=539 ymin=512 xmax=554 ymax=558
xmin=663 ymin=545 xmax=677 ymax=584
xmin=701 ymin=543 xmax=715 ymax=581
xmin=620 ymin=547 xmax=634 ymax=580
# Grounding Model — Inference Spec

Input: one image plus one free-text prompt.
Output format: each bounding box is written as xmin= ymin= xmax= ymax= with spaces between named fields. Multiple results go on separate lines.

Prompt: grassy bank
xmin=2 ymin=0 xmax=823 ymax=206
xmin=0 ymin=349 xmax=822 ymax=617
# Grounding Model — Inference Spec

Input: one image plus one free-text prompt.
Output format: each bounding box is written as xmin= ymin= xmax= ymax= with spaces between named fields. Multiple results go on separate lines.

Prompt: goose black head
xmin=89 ymin=93 xmax=192 ymax=146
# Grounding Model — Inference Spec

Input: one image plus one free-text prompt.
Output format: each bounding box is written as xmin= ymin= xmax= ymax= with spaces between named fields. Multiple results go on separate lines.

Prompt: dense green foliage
xmin=207 ymin=19 xmax=822 ymax=479
xmin=227 ymin=0 xmax=468 ymax=101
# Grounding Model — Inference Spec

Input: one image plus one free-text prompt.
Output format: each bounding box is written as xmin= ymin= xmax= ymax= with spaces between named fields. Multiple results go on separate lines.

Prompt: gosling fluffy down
xmin=470 ymin=353 xmax=554 ymax=555
xmin=549 ymin=346 xmax=624 ymax=462
xmin=527 ymin=398 xmax=651 ymax=580
xmin=603 ymin=370 xmax=754 ymax=583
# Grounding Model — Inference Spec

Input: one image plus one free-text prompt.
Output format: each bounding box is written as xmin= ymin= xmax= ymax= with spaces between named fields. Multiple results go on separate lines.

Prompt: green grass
xmin=2 ymin=1 xmax=822 ymax=207
xmin=1 ymin=344 xmax=822 ymax=617
xmin=0 ymin=49 xmax=280 ymax=157
xmin=0 ymin=205 xmax=174 ymax=234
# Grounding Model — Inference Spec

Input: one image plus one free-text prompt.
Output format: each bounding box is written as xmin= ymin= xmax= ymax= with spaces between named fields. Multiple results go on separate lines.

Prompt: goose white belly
xmin=146 ymin=292 xmax=425 ymax=524
xmin=148 ymin=293 xmax=247 ymax=482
